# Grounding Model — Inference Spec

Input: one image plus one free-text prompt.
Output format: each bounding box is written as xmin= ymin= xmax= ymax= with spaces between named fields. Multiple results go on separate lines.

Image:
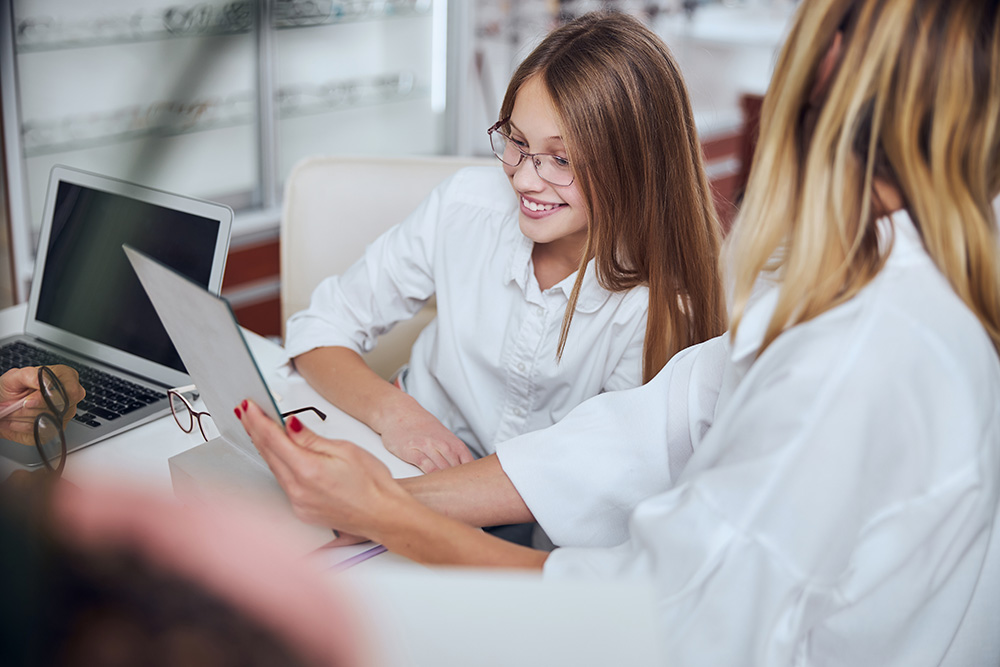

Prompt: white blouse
xmin=285 ymin=166 xmax=648 ymax=458
xmin=498 ymin=211 xmax=1000 ymax=665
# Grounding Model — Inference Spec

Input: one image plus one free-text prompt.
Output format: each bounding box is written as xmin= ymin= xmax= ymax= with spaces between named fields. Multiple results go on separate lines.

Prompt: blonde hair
xmin=498 ymin=12 xmax=727 ymax=383
xmin=727 ymin=0 xmax=1000 ymax=355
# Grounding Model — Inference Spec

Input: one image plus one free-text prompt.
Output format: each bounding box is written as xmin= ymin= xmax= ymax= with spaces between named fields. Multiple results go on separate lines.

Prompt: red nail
xmin=241 ymin=399 xmax=248 ymax=411
xmin=288 ymin=415 xmax=303 ymax=433
xmin=234 ymin=407 xmax=241 ymax=419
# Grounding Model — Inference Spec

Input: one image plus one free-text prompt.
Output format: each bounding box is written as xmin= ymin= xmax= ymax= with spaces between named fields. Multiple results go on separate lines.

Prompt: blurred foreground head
xmin=0 ymin=479 xmax=366 ymax=666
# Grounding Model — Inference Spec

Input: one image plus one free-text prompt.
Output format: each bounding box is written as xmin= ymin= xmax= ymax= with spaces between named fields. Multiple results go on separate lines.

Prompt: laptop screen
xmin=33 ymin=180 xmax=222 ymax=374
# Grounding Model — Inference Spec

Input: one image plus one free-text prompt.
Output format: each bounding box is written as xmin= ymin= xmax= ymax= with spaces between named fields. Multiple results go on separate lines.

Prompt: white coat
xmin=498 ymin=211 xmax=1000 ymax=665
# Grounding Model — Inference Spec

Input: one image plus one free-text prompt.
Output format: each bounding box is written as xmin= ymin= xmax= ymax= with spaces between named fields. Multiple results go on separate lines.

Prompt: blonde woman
xmin=240 ymin=0 xmax=1000 ymax=663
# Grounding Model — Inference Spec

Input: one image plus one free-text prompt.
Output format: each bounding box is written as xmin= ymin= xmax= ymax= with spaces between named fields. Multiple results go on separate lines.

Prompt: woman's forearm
xmin=294 ymin=347 xmax=475 ymax=472
xmin=294 ymin=346 xmax=418 ymax=434
xmin=400 ymin=454 xmax=536 ymax=528
xmin=372 ymin=488 xmax=547 ymax=570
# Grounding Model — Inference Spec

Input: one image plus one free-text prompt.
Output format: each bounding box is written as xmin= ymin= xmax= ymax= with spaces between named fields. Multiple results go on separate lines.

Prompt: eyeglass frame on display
xmin=33 ymin=366 xmax=68 ymax=477
xmin=487 ymin=118 xmax=576 ymax=187
xmin=167 ymin=385 xmax=328 ymax=442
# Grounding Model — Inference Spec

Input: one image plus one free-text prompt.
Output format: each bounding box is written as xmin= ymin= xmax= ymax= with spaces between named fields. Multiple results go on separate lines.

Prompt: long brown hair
xmin=498 ymin=11 xmax=727 ymax=383
xmin=728 ymin=0 xmax=1000 ymax=355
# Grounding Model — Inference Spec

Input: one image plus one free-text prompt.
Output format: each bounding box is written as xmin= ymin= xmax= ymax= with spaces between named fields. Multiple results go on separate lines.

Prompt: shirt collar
xmin=878 ymin=208 xmax=924 ymax=265
xmin=729 ymin=278 xmax=779 ymax=367
xmin=504 ymin=233 xmax=610 ymax=313
xmin=729 ymin=209 xmax=923 ymax=366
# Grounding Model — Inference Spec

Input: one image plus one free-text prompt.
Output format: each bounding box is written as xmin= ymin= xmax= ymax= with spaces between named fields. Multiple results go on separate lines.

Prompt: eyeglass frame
xmin=33 ymin=366 xmax=68 ymax=477
xmin=487 ymin=118 xmax=576 ymax=187
xmin=167 ymin=385 xmax=328 ymax=442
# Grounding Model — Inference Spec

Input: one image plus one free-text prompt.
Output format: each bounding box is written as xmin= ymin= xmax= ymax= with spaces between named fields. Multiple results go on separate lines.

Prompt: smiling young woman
xmin=285 ymin=11 xmax=726 ymax=481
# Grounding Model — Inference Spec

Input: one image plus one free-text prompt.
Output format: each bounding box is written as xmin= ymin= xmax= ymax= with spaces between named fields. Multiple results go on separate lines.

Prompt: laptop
xmin=0 ymin=165 xmax=233 ymax=468
xmin=127 ymin=246 xmax=336 ymax=548
xmin=127 ymin=246 xmax=417 ymax=554
xmin=124 ymin=246 xmax=279 ymax=469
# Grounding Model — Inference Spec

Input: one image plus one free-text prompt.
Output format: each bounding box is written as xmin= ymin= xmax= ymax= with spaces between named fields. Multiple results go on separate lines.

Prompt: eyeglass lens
xmin=169 ymin=391 xmax=195 ymax=433
xmin=40 ymin=366 xmax=67 ymax=415
xmin=34 ymin=412 xmax=65 ymax=475
xmin=489 ymin=130 xmax=574 ymax=187
xmin=35 ymin=367 xmax=68 ymax=475
xmin=169 ymin=390 xmax=212 ymax=440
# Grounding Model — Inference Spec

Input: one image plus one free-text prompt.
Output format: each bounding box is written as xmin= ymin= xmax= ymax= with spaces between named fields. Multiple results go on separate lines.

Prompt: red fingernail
xmin=241 ymin=399 xmax=248 ymax=411
xmin=288 ymin=415 xmax=303 ymax=433
xmin=234 ymin=407 xmax=241 ymax=419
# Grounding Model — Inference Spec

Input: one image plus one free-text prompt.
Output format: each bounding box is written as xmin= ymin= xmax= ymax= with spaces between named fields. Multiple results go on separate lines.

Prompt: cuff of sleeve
xmin=497 ymin=425 xmax=633 ymax=549
xmin=283 ymin=323 xmax=364 ymax=360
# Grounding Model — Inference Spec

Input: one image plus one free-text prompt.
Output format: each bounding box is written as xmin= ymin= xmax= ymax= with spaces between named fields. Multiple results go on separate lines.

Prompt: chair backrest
xmin=280 ymin=154 xmax=495 ymax=379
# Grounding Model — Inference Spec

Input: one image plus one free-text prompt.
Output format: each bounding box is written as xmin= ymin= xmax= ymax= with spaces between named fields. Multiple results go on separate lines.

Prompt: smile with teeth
xmin=521 ymin=196 xmax=562 ymax=212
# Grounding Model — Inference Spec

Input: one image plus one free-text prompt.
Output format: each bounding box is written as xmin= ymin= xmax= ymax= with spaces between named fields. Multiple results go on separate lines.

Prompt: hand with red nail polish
xmin=234 ymin=399 xmax=407 ymax=539
xmin=234 ymin=398 xmax=546 ymax=569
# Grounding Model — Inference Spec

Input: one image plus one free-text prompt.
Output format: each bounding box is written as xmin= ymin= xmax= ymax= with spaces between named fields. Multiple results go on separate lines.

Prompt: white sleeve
xmin=542 ymin=328 xmax=1000 ymax=666
xmin=283 ymin=179 xmax=447 ymax=359
xmin=496 ymin=335 xmax=728 ymax=547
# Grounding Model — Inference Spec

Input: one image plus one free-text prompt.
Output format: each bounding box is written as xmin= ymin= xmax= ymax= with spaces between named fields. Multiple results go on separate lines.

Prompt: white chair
xmin=280 ymin=154 xmax=494 ymax=380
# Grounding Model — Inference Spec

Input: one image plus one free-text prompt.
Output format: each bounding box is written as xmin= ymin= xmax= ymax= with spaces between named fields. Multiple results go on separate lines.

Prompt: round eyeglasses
xmin=487 ymin=119 xmax=575 ymax=187
xmin=168 ymin=385 xmax=328 ymax=442
xmin=34 ymin=366 xmax=68 ymax=477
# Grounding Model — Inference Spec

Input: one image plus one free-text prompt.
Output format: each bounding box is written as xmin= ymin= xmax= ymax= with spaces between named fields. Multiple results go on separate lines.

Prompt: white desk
xmin=0 ymin=303 xmax=664 ymax=666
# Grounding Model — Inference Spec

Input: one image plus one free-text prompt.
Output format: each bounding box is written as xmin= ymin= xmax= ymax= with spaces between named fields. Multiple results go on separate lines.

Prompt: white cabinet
xmin=1 ymin=0 xmax=449 ymax=299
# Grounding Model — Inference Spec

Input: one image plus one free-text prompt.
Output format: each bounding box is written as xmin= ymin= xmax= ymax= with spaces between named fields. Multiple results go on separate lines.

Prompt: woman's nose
xmin=510 ymin=155 xmax=544 ymax=191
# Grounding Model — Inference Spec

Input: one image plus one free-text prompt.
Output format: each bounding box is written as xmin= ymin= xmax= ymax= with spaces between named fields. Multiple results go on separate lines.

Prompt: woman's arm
xmin=294 ymin=347 xmax=473 ymax=472
xmin=286 ymin=174 xmax=479 ymax=473
xmin=398 ymin=454 xmax=536 ymax=527
xmin=379 ymin=497 xmax=548 ymax=569
xmin=238 ymin=400 xmax=546 ymax=569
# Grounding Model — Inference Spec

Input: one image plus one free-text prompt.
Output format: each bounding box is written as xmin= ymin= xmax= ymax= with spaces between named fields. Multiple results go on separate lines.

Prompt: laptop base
xmin=168 ymin=437 xmax=336 ymax=554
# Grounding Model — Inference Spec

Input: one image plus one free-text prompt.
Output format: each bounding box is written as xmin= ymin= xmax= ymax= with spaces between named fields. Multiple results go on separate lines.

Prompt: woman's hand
xmin=293 ymin=347 xmax=475 ymax=474
xmin=0 ymin=365 xmax=86 ymax=445
xmin=378 ymin=399 xmax=475 ymax=473
xmin=237 ymin=399 xmax=409 ymax=540
xmin=238 ymin=399 xmax=547 ymax=571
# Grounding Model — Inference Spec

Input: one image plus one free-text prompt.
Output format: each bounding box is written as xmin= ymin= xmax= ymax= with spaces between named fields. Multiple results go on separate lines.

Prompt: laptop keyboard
xmin=0 ymin=341 xmax=166 ymax=428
